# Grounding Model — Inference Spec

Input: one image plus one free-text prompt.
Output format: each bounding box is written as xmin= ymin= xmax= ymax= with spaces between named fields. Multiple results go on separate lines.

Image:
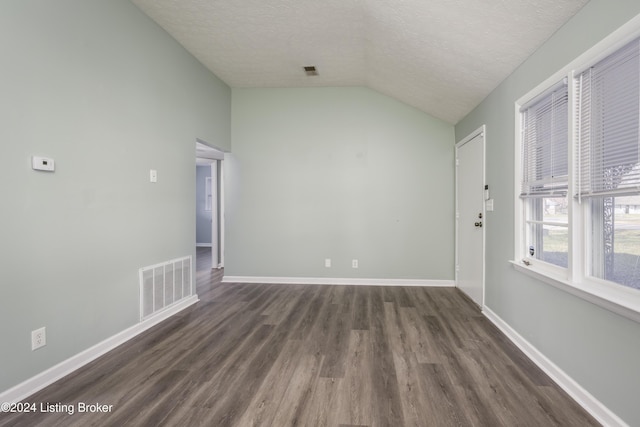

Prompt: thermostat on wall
xmin=32 ymin=156 xmax=55 ymax=172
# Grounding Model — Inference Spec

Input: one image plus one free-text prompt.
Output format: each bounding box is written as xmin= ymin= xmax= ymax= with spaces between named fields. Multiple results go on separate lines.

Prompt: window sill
xmin=510 ymin=260 xmax=640 ymax=324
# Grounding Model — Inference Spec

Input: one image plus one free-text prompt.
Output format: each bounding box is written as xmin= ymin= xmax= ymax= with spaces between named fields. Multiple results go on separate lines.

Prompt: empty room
xmin=2 ymin=0 xmax=640 ymax=426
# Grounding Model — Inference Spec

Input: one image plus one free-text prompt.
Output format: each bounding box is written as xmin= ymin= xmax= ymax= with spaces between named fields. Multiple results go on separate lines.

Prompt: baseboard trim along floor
xmin=221 ymin=275 xmax=455 ymax=287
xmin=0 ymin=295 xmax=199 ymax=405
xmin=483 ymin=306 xmax=628 ymax=427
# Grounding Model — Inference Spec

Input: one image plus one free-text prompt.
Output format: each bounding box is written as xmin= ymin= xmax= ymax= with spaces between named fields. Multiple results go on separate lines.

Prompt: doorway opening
xmin=196 ymin=140 xmax=225 ymax=269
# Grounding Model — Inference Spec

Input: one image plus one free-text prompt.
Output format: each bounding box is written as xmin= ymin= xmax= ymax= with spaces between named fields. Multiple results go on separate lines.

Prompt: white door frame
xmin=455 ymin=125 xmax=486 ymax=308
xmin=210 ymin=160 xmax=220 ymax=268
xmin=218 ymin=160 xmax=225 ymax=268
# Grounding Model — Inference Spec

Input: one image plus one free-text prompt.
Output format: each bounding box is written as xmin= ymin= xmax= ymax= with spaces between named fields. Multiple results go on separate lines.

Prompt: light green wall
xmin=227 ymin=87 xmax=455 ymax=280
xmin=0 ymin=0 xmax=230 ymax=392
xmin=455 ymin=1 xmax=640 ymax=425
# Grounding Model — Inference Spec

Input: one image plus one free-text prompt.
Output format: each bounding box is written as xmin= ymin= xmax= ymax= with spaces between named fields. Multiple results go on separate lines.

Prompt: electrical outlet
xmin=31 ymin=327 xmax=46 ymax=351
xmin=352 ymin=259 xmax=358 ymax=268
xmin=325 ymin=258 xmax=331 ymax=268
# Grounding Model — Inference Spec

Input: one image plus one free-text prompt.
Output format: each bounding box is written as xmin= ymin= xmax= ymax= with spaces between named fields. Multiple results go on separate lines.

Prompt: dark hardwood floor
xmin=0 ymin=247 xmax=599 ymax=426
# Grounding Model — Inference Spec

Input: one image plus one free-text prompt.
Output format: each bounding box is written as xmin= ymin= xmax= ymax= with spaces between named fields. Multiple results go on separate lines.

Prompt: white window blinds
xmin=576 ymin=37 xmax=640 ymax=199
xmin=520 ymin=81 xmax=569 ymax=198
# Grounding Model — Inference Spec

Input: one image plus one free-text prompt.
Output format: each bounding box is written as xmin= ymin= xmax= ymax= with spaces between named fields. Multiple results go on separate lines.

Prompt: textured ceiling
xmin=132 ymin=0 xmax=588 ymax=124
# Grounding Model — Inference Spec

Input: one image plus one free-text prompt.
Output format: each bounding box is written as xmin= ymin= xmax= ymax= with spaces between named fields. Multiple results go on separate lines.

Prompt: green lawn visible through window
xmin=539 ymin=211 xmax=640 ymax=289
xmin=611 ymin=210 xmax=640 ymax=289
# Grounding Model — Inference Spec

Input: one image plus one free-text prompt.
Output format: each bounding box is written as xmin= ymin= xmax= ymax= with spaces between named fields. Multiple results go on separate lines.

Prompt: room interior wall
xmin=196 ymin=165 xmax=213 ymax=245
xmin=455 ymin=0 xmax=640 ymax=424
xmin=226 ymin=87 xmax=455 ymax=281
xmin=0 ymin=0 xmax=231 ymax=393
xmin=7 ymin=0 xmax=637 ymax=422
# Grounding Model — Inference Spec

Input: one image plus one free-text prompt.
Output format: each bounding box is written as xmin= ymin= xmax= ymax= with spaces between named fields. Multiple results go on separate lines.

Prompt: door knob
xmin=474 ymin=221 xmax=483 ymax=227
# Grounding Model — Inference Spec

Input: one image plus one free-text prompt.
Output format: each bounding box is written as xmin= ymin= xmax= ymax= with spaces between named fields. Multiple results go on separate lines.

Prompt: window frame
xmin=519 ymin=79 xmax=571 ymax=271
xmin=513 ymin=14 xmax=640 ymax=323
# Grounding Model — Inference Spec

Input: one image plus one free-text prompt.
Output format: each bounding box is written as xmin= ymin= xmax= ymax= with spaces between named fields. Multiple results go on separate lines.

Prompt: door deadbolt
xmin=478 ymin=213 xmax=483 ymax=219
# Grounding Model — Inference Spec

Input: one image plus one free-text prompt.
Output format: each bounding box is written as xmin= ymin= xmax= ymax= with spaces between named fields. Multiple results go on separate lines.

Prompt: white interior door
xmin=456 ymin=126 xmax=485 ymax=308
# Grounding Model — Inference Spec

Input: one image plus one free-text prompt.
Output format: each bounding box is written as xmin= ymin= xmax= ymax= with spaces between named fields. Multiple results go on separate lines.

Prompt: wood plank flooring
xmin=0 ymin=248 xmax=599 ymax=426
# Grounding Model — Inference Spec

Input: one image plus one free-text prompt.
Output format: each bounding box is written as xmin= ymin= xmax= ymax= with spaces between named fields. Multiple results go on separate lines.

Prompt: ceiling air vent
xmin=303 ymin=66 xmax=318 ymax=76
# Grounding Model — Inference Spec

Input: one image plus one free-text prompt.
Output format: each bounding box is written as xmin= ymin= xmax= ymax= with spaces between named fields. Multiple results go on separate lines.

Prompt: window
xmin=515 ymin=23 xmax=640 ymax=319
xmin=576 ymin=38 xmax=640 ymax=290
xmin=520 ymin=81 xmax=569 ymax=268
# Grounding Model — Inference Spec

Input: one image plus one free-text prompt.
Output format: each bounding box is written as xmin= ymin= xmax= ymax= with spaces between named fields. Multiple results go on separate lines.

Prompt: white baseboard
xmin=0 ymin=295 xmax=199 ymax=404
xmin=196 ymin=243 xmax=212 ymax=247
xmin=222 ymin=275 xmax=454 ymax=287
xmin=483 ymin=306 xmax=628 ymax=427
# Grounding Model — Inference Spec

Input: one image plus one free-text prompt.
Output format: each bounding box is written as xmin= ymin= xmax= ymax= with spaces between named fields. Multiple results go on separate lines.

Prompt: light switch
xmin=32 ymin=156 xmax=55 ymax=172
xmin=150 ymin=169 xmax=157 ymax=183
xmin=486 ymin=199 xmax=494 ymax=211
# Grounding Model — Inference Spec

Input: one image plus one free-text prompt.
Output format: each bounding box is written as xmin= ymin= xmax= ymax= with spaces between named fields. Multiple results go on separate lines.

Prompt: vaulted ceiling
xmin=132 ymin=0 xmax=588 ymax=124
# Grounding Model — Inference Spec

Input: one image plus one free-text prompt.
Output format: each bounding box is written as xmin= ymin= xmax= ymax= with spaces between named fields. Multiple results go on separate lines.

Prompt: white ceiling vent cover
xmin=139 ymin=256 xmax=193 ymax=321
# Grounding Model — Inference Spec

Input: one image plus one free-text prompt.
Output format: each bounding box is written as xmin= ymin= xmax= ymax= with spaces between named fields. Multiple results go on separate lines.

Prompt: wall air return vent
xmin=139 ymin=256 xmax=193 ymax=321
